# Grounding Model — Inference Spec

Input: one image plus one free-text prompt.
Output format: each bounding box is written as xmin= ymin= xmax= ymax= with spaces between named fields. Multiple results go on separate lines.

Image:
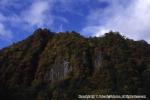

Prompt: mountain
xmin=0 ymin=28 xmax=150 ymax=100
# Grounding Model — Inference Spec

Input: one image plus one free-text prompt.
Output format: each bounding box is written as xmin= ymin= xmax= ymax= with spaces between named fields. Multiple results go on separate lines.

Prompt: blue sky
xmin=0 ymin=0 xmax=150 ymax=48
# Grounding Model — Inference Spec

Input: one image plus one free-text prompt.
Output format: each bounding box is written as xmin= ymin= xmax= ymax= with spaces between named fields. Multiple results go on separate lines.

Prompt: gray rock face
xmin=44 ymin=57 xmax=72 ymax=82
xmin=94 ymin=52 xmax=103 ymax=70
xmin=43 ymin=52 xmax=103 ymax=82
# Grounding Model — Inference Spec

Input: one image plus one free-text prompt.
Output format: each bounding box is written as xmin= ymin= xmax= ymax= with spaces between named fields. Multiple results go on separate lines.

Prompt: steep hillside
xmin=0 ymin=29 xmax=150 ymax=100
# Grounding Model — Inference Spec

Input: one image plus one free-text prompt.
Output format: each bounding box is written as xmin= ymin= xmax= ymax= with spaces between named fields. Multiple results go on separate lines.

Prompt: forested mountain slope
xmin=0 ymin=28 xmax=150 ymax=100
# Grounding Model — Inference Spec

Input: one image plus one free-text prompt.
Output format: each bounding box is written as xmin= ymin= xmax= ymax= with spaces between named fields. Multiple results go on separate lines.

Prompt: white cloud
xmin=0 ymin=13 xmax=12 ymax=41
xmin=0 ymin=0 xmax=52 ymax=41
xmin=0 ymin=23 xmax=12 ymax=41
xmin=0 ymin=0 xmax=71 ymax=42
xmin=22 ymin=0 xmax=52 ymax=27
xmin=82 ymin=0 xmax=150 ymax=43
xmin=0 ymin=13 xmax=6 ymax=21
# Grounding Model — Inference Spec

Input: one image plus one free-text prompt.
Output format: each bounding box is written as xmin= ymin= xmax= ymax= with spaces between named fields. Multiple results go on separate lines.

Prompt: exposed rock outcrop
xmin=44 ymin=57 xmax=72 ymax=82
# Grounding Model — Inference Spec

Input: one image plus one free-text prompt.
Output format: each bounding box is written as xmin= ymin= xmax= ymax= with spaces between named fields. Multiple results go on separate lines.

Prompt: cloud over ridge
xmin=0 ymin=0 xmax=150 ymax=48
xmin=82 ymin=0 xmax=150 ymax=42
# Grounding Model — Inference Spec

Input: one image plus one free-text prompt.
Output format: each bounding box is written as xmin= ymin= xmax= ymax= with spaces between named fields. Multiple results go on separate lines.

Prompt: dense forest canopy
xmin=0 ymin=28 xmax=150 ymax=100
